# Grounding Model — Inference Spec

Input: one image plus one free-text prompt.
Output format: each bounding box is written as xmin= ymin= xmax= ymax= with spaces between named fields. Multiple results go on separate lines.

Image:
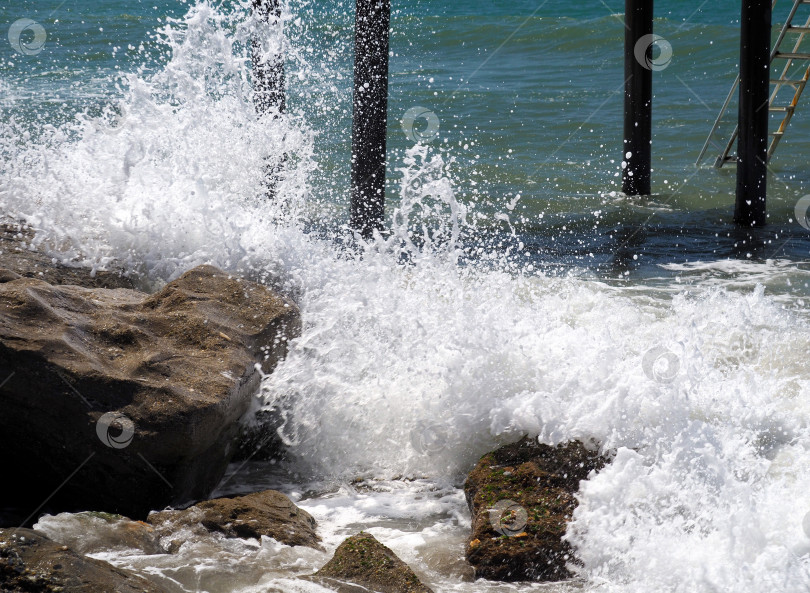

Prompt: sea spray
xmin=0 ymin=0 xmax=313 ymax=286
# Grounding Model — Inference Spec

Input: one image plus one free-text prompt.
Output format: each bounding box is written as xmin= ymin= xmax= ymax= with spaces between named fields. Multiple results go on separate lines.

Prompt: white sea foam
xmin=8 ymin=2 xmax=810 ymax=591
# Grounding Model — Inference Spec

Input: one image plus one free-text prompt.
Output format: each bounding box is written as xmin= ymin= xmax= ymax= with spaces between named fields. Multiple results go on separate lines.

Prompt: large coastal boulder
xmin=0 ymin=528 xmax=169 ymax=593
xmin=148 ymin=490 xmax=321 ymax=552
xmin=464 ymin=438 xmax=608 ymax=582
xmin=0 ymin=265 xmax=300 ymax=522
xmin=311 ymin=533 xmax=433 ymax=593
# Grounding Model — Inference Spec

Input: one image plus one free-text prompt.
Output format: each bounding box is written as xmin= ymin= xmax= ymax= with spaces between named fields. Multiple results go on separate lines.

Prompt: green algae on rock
xmin=311 ymin=532 xmax=433 ymax=593
xmin=464 ymin=437 xmax=608 ymax=582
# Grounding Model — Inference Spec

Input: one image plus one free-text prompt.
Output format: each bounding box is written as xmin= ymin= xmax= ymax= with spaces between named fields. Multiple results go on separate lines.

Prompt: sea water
xmin=2 ymin=0 xmax=810 ymax=591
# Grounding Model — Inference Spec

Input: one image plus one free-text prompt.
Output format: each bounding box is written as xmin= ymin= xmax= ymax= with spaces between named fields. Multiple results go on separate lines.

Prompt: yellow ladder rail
xmin=696 ymin=0 xmax=810 ymax=167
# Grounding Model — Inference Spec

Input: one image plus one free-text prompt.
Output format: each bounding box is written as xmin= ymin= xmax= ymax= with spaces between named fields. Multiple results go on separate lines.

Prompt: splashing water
xmin=4 ymin=1 xmax=810 ymax=592
xmin=1 ymin=0 xmax=313 ymax=284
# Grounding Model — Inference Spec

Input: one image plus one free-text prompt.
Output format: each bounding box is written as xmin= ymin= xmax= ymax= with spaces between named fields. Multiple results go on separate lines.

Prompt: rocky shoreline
xmin=0 ymin=225 xmax=610 ymax=591
xmin=0 ymin=254 xmax=300 ymax=519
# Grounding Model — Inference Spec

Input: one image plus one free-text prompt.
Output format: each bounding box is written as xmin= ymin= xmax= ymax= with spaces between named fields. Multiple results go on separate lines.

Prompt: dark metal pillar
xmin=252 ymin=0 xmax=285 ymax=116
xmin=623 ymin=0 xmax=653 ymax=196
xmin=350 ymin=0 xmax=390 ymax=238
xmin=252 ymin=0 xmax=285 ymax=200
xmin=735 ymin=0 xmax=771 ymax=227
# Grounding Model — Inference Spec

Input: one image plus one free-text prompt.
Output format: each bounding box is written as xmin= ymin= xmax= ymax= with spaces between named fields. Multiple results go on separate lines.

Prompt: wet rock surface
xmin=148 ymin=490 xmax=321 ymax=552
xmin=0 ymin=528 xmax=169 ymax=593
xmin=0 ymin=222 xmax=133 ymax=290
xmin=0 ymin=264 xmax=300 ymax=521
xmin=311 ymin=532 xmax=434 ymax=593
xmin=35 ymin=512 xmax=164 ymax=556
xmin=464 ymin=437 xmax=608 ymax=582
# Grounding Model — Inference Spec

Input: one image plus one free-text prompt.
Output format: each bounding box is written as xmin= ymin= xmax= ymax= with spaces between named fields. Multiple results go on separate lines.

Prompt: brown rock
xmin=0 ymin=221 xmax=134 ymax=289
xmin=35 ymin=512 xmax=164 ymax=556
xmin=0 ymin=265 xmax=300 ymax=521
xmin=311 ymin=532 xmax=433 ymax=593
xmin=148 ymin=490 xmax=321 ymax=551
xmin=464 ymin=437 xmax=608 ymax=582
xmin=0 ymin=528 xmax=169 ymax=593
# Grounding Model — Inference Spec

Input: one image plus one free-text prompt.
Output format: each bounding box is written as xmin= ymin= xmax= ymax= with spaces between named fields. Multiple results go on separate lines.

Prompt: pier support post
xmin=623 ymin=0 xmax=653 ymax=196
xmin=252 ymin=0 xmax=285 ymax=116
xmin=735 ymin=0 xmax=771 ymax=227
xmin=252 ymin=0 xmax=286 ymax=200
xmin=351 ymin=0 xmax=391 ymax=238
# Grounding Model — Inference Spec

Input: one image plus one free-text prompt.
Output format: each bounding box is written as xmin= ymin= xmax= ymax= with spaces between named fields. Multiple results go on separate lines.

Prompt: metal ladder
xmin=696 ymin=0 xmax=810 ymax=168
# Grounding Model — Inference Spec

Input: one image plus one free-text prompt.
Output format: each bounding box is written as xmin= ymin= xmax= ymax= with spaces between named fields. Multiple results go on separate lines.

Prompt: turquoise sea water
xmin=3 ymin=0 xmax=810 ymax=284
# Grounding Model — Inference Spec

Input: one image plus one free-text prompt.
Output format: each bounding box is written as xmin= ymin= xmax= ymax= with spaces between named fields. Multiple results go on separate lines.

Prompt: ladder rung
xmin=714 ymin=155 xmax=736 ymax=168
xmin=774 ymin=52 xmax=810 ymax=60
xmin=699 ymin=1 xmax=810 ymax=168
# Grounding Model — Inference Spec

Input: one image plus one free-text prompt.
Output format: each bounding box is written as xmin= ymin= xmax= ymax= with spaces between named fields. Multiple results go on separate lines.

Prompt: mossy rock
xmin=464 ymin=437 xmax=608 ymax=582
xmin=310 ymin=532 xmax=433 ymax=593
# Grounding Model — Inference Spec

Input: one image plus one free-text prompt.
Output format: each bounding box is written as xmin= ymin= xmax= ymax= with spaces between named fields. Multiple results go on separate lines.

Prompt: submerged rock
xmin=0 ymin=265 xmax=300 ymax=522
xmin=464 ymin=437 xmax=608 ymax=582
xmin=311 ymin=532 xmax=433 ymax=593
xmin=0 ymin=528 xmax=169 ymax=593
xmin=35 ymin=512 xmax=164 ymax=556
xmin=148 ymin=490 xmax=321 ymax=552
